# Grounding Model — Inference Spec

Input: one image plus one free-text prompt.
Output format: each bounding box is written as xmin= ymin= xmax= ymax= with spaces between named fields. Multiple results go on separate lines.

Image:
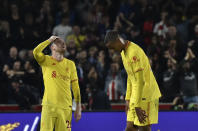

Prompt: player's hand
xmin=74 ymin=103 xmax=82 ymax=122
xmin=48 ymin=36 xmax=59 ymax=43
xmin=135 ymin=107 xmax=147 ymax=124
xmin=125 ymin=100 xmax=130 ymax=115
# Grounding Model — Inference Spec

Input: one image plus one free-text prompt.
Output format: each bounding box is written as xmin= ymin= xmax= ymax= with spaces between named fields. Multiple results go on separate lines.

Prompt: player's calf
xmin=125 ymin=121 xmax=138 ymax=131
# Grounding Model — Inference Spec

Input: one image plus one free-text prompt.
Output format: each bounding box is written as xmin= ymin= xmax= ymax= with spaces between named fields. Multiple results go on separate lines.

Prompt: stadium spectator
xmin=170 ymin=4 xmax=189 ymax=43
xmin=86 ymin=66 xmax=103 ymax=110
xmin=8 ymin=3 xmax=23 ymax=47
xmin=118 ymin=0 xmax=140 ymax=27
xmin=166 ymin=39 xmax=179 ymax=59
xmin=98 ymin=15 xmax=111 ymax=38
xmin=0 ymin=65 xmax=10 ymax=103
xmin=153 ymin=11 xmax=168 ymax=40
xmin=166 ymin=26 xmax=178 ymax=40
xmin=55 ymin=0 xmax=76 ymax=25
xmin=88 ymin=46 xmax=98 ymax=65
xmin=23 ymin=61 xmax=37 ymax=85
xmin=0 ymin=0 xmax=9 ymax=19
xmin=27 ymin=50 xmax=34 ymax=61
xmin=67 ymin=25 xmax=86 ymax=50
xmin=23 ymin=61 xmax=40 ymax=102
xmin=5 ymin=46 xmax=19 ymax=68
xmin=188 ymin=24 xmax=198 ymax=57
xmin=75 ymin=50 xmax=90 ymax=103
xmin=8 ymin=78 xmax=36 ymax=110
xmin=36 ymin=0 xmax=53 ymax=38
xmin=76 ymin=49 xmax=92 ymax=78
xmin=179 ymin=61 xmax=198 ymax=103
xmin=105 ymin=62 xmax=125 ymax=101
xmin=147 ymin=35 xmax=162 ymax=57
xmin=142 ymin=3 xmax=156 ymax=46
xmin=179 ymin=48 xmax=198 ymax=103
xmin=52 ymin=13 xmax=72 ymax=41
xmin=67 ymin=40 xmax=77 ymax=61
xmin=18 ymin=49 xmax=27 ymax=65
xmin=0 ymin=20 xmax=12 ymax=52
xmin=23 ymin=13 xmax=39 ymax=49
xmin=161 ymin=58 xmax=180 ymax=102
xmin=92 ymin=86 xmax=111 ymax=110
xmin=83 ymin=25 xmax=100 ymax=48
xmin=149 ymin=53 xmax=163 ymax=87
xmin=96 ymin=50 xmax=108 ymax=80
xmin=26 ymin=50 xmax=38 ymax=67
xmin=6 ymin=61 xmax=24 ymax=80
xmin=76 ymin=62 xmax=86 ymax=103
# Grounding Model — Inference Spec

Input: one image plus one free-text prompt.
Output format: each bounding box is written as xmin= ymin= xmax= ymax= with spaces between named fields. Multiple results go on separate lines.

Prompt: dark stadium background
xmin=0 ymin=0 xmax=198 ymax=130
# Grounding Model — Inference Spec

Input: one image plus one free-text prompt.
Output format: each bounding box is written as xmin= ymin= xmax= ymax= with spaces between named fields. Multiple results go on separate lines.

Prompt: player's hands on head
xmin=135 ymin=107 xmax=147 ymax=124
xmin=74 ymin=103 xmax=82 ymax=122
xmin=48 ymin=36 xmax=59 ymax=43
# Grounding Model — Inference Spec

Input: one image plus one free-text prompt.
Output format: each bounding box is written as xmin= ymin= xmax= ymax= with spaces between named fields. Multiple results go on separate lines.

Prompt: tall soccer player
xmin=33 ymin=36 xmax=81 ymax=131
xmin=104 ymin=30 xmax=161 ymax=131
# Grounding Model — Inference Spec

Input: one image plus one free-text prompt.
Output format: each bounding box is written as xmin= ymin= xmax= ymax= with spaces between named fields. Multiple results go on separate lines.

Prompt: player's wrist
xmin=47 ymin=39 xmax=52 ymax=43
xmin=76 ymin=103 xmax=82 ymax=110
xmin=48 ymin=38 xmax=55 ymax=43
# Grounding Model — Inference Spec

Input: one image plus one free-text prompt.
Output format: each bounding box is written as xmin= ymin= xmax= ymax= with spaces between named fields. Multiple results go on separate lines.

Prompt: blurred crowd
xmin=0 ymin=0 xmax=198 ymax=110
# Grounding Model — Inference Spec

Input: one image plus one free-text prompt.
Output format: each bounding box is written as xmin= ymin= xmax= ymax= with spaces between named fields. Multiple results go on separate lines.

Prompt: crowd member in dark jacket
xmin=179 ymin=48 xmax=198 ymax=103
xmin=8 ymin=78 xmax=37 ymax=110
xmin=161 ymin=58 xmax=180 ymax=102
xmin=92 ymin=87 xmax=111 ymax=110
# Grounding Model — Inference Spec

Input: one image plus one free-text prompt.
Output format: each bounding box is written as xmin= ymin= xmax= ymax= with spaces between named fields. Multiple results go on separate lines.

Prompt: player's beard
xmin=54 ymin=45 xmax=65 ymax=54
xmin=58 ymin=49 xmax=66 ymax=54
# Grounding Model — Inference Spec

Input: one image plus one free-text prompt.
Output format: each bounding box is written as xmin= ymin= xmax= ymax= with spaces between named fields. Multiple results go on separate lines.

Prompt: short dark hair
xmin=104 ymin=30 xmax=119 ymax=44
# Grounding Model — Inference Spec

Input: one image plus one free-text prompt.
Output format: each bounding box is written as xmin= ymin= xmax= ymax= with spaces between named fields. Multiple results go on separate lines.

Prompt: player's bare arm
xmin=133 ymin=70 xmax=147 ymax=124
xmin=125 ymin=77 xmax=132 ymax=115
xmin=125 ymin=100 xmax=130 ymax=115
xmin=71 ymin=62 xmax=82 ymax=122
xmin=74 ymin=102 xmax=82 ymax=122
xmin=33 ymin=35 xmax=59 ymax=63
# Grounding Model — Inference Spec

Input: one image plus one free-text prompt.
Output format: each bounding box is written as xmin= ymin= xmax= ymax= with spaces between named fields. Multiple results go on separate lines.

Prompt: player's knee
xmin=125 ymin=122 xmax=136 ymax=131
xmin=125 ymin=126 xmax=134 ymax=131
xmin=139 ymin=125 xmax=151 ymax=131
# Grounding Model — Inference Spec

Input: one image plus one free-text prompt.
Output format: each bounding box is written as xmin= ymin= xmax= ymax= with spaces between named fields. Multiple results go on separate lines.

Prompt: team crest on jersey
xmin=133 ymin=56 xmax=137 ymax=61
xmin=132 ymin=56 xmax=140 ymax=63
xmin=66 ymin=68 xmax=69 ymax=72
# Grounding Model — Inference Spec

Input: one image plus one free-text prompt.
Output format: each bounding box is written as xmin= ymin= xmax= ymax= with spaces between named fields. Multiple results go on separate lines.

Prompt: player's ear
xmin=50 ymin=43 xmax=55 ymax=50
xmin=119 ymin=37 xmax=125 ymax=44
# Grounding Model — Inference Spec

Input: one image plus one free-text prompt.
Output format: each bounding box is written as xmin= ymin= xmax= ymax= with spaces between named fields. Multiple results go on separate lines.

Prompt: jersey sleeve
xmin=128 ymin=51 xmax=145 ymax=107
xmin=125 ymin=76 xmax=132 ymax=100
xmin=33 ymin=40 xmax=51 ymax=65
xmin=70 ymin=61 xmax=81 ymax=103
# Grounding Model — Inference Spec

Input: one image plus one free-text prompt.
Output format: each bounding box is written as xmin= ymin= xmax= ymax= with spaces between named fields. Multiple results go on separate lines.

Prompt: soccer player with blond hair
xmin=33 ymin=36 xmax=81 ymax=131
